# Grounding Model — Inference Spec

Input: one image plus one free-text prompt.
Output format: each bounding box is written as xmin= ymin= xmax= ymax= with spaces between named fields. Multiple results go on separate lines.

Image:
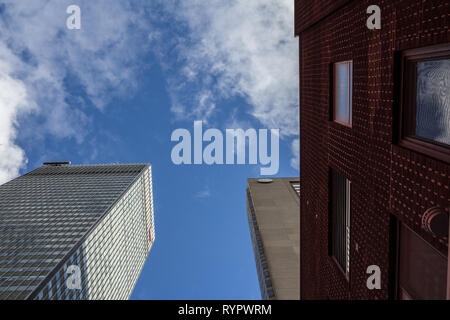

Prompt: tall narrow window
xmin=330 ymin=170 xmax=351 ymax=278
xmin=400 ymin=44 xmax=450 ymax=163
xmin=333 ymin=61 xmax=353 ymax=126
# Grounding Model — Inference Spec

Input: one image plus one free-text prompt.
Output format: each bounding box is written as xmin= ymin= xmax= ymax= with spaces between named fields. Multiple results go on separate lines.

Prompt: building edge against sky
xmin=0 ymin=163 xmax=155 ymax=300
xmin=246 ymin=178 xmax=300 ymax=300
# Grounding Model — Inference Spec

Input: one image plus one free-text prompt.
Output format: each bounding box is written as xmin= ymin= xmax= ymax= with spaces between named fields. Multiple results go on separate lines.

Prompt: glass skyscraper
xmin=0 ymin=163 xmax=155 ymax=300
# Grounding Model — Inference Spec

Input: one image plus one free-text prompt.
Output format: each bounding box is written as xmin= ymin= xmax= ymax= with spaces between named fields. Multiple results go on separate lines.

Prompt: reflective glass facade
xmin=0 ymin=164 xmax=155 ymax=300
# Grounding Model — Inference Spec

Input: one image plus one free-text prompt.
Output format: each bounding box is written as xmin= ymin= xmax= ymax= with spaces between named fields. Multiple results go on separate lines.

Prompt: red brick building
xmin=295 ymin=0 xmax=450 ymax=299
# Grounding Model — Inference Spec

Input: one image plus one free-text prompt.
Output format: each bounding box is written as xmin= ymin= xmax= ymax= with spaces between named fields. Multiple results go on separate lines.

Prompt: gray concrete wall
xmin=247 ymin=178 xmax=300 ymax=300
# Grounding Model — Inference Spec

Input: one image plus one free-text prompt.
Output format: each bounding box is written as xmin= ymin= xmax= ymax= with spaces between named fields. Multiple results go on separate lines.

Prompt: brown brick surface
xmin=297 ymin=0 xmax=450 ymax=299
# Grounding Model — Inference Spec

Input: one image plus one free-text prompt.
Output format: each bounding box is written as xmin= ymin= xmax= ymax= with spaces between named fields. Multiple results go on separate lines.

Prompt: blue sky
xmin=0 ymin=0 xmax=299 ymax=299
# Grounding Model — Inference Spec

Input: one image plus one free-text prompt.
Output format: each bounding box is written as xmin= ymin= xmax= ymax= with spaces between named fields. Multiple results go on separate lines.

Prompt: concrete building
xmin=295 ymin=0 xmax=449 ymax=299
xmin=0 ymin=162 xmax=155 ymax=300
xmin=246 ymin=178 xmax=300 ymax=300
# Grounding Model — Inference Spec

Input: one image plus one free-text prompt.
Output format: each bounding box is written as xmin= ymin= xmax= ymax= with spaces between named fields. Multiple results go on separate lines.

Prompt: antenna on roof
xmin=43 ymin=161 xmax=71 ymax=167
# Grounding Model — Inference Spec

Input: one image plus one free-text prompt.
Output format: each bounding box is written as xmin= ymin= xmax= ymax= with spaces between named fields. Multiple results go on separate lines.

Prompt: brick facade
xmin=296 ymin=0 xmax=450 ymax=299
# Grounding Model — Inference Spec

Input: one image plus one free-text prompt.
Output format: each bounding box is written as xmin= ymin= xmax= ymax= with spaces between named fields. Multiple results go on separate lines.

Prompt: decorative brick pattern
xmin=296 ymin=0 xmax=450 ymax=299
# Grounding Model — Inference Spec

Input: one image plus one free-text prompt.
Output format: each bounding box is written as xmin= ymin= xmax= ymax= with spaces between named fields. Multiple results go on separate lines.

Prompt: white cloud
xmin=170 ymin=90 xmax=216 ymax=124
xmin=0 ymin=0 xmax=150 ymax=183
xmin=154 ymin=0 xmax=300 ymax=171
xmin=0 ymin=51 xmax=33 ymax=183
xmin=161 ymin=0 xmax=299 ymax=137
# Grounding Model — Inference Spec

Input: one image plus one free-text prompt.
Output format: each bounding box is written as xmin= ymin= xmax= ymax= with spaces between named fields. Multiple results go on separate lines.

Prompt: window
xmin=330 ymin=170 xmax=351 ymax=278
xmin=399 ymin=44 xmax=450 ymax=163
xmin=333 ymin=61 xmax=353 ymax=126
xmin=397 ymin=224 xmax=447 ymax=300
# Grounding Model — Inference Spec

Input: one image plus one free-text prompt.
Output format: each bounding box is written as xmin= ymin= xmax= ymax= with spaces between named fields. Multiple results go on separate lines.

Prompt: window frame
xmin=333 ymin=60 xmax=353 ymax=127
xmin=399 ymin=43 xmax=450 ymax=164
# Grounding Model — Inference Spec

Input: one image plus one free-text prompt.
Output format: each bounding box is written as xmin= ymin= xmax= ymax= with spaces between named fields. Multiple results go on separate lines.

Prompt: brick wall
xmin=297 ymin=0 xmax=450 ymax=299
xmin=295 ymin=0 xmax=351 ymax=34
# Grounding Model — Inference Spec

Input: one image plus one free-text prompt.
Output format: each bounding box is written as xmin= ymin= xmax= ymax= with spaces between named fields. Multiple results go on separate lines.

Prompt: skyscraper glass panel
xmin=0 ymin=163 xmax=155 ymax=300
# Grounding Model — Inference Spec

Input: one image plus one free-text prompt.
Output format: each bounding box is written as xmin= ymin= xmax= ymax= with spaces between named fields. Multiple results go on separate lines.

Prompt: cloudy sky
xmin=0 ymin=0 xmax=299 ymax=299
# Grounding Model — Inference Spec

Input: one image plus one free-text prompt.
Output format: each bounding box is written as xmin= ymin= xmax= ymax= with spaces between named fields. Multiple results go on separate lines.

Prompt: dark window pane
xmin=399 ymin=224 xmax=447 ymax=300
xmin=331 ymin=170 xmax=351 ymax=276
